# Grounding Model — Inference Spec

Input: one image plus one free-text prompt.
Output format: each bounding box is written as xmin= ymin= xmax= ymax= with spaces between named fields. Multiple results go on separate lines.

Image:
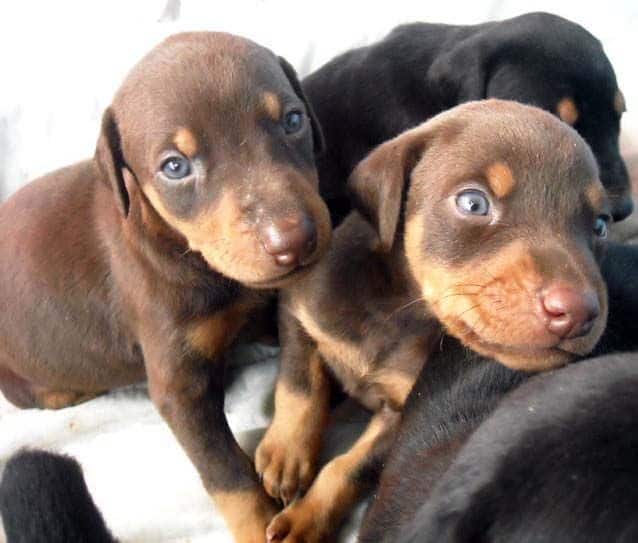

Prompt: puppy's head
xmin=350 ymin=100 xmax=609 ymax=371
xmin=95 ymin=32 xmax=330 ymax=288
xmin=428 ymin=12 xmax=631 ymax=221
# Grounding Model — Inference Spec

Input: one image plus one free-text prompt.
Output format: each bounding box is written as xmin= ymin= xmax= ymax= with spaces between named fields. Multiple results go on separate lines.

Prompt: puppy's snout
xmin=540 ymin=285 xmax=600 ymax=339
xmin=260 ymin=214 xmax=318 ymax=267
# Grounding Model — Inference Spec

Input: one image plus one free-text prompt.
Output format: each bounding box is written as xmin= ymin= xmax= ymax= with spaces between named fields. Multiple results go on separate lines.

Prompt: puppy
xmin=256 ymin=100 xmax=610 ymax=542
xmin=387 ymin=351 xmax=638 ymax=543
xmin=303 ymin=12 xmax=631 ymax=223
xmin=0 ymin=32 xmax=331 ymax=542
xmin=360 ymin=237 xmax=638 ymax=542
xmin=0 ymin=450 xmax=116 ymax=543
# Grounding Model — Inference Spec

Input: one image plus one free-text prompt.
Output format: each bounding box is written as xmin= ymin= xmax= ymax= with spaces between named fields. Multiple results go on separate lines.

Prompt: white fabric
xmin=0 ymin=343 xmax=370 ymax=542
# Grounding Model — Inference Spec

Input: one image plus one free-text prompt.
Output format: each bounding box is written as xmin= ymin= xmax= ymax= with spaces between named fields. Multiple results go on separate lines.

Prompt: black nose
xmin=612 ymin=196 xmax=634 ymax=222
xmin=260 ymin=214 xmax=318 ymax=267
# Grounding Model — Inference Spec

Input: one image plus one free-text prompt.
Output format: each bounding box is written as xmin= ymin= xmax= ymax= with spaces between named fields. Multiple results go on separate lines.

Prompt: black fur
xmin=396 ymin=352 xmax=638 ymax=543
xmin=304 ymin=12 xmax=631 ymax=224
xmin=0 ymin=450 xmax=115 ymax=543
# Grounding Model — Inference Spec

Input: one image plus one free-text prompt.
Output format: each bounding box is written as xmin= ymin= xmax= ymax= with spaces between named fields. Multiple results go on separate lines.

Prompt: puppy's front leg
xmin=256 ymin=310 xmax=331 ymax=505
xmin=143 ymin=326 xmax=276 ymax=543
xmin=266 ymin=407 xmax=401 ymax=543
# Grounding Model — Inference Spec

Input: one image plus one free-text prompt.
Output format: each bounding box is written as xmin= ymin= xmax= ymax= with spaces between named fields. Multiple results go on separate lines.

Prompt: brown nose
xmin=260 ymin=214 xmax=317 ymax=267
xmin=540 ymin=285 xmax=600 ymax=339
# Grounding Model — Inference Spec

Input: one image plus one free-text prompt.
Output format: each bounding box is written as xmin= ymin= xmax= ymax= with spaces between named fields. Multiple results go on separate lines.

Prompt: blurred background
xmin=1 ymin=0 xmax=637 ymax=199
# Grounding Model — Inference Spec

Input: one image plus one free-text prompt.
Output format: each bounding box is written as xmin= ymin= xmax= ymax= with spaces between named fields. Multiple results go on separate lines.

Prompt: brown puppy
xmin=256 ymin=100 xmax=609 ymax=542
xmin=0 ymin=33 xmax=331 ymax=542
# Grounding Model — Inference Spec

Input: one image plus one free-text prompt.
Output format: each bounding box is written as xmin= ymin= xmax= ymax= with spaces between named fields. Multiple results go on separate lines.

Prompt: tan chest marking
xmin=293 ymin=302 xmax=372 ymax=380
xmin=187 ymin=301 xmax=254 ymax=358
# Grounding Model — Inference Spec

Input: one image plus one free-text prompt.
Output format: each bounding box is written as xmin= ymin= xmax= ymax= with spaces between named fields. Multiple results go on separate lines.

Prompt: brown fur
xmin=0 ymin=32 xmax=331 ymax=542
xmin=257 ymin=100 xmax=610 ymax=542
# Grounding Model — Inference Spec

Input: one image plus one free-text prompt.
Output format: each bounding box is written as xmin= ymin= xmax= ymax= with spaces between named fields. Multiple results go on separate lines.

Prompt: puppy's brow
xmin=173 ymin=128 xmax=199 ymax=157
xmin=262 ymin=92 xmax=281 ymax=121
xmin=556 ymin=98 xmax=579 ymax=125
xmin=485 ymin=162 xmax=515 ymax=199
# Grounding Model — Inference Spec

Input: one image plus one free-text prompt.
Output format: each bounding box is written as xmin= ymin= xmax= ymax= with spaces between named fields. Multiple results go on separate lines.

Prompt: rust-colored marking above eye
xmin=557 ymin=98 xmax=579 ymax=125
xmin=614 ymin=90 xmax=627 ymax=115
xmin=173 ymin=128 xmax=198 ymax=157
xmin=262 ymin=92 xmax=282 ymax=121
xmin=586 ymin=182 xmax=606 ymax=211
xmin=485 ymin=161 xmax=515 ymax=199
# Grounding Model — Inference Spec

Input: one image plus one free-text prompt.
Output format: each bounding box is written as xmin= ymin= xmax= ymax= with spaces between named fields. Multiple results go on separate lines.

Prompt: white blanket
xmin=0 ymin=343 xmax=369 ymax=542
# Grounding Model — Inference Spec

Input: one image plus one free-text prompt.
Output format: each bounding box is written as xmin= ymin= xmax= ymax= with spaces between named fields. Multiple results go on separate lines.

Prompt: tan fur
xmin=262 ymin=92 xmax=282 ymax=121
xmin=187 ymin=301 xmax=256 ymax=357
xmin=614 ymin=90 xmax=627 ymax=115
xmin=266 ymin=409 xmax=400 ymax=542
xmin=557 ymin=97 xmax=580 ymax=125
xmin=173 ymin=128 xmax=199 ymax=157
xmin=33 ymin=389 xmax=101 ymax=410
xmin=486 ymin=161 xmax=515 ymax=198
xmin=586 ymin=182 xmax=606 ymax=211
xmin=255 ymin=352 xmax=330 ymax=503
xmin=212 ymin=488 xmax=277 ymax=543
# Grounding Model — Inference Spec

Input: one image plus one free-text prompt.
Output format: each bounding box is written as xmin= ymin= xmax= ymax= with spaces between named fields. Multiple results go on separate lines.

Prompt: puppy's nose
xmin=612 ymin=196 xmax=634 ymax=222
xmin=260 ymin=214 xmax=317 ymax=267
xmin=540 ymin=286 xmax=600 ymax=339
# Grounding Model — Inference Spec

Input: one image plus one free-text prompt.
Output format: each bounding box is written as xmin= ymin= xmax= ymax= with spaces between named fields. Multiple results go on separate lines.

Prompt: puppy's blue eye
xmin=161 ymin=155 xmax=191 ymax=179
xmin=456 ymin=189 xmax=490 ymax=216
xmin=283 ymin=110 xmax=304 ymax=134
xmin=594 ymin=215 xmax=609 ymax=238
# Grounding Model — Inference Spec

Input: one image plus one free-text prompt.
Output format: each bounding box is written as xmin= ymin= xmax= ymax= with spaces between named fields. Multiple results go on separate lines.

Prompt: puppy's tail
xmin=0 ymin=449 xmax=116 ymax=543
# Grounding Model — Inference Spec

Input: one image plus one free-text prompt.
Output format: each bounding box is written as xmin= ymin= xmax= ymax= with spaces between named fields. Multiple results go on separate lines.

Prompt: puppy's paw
xmin=266 ymin=500 xmax=331 ymax=543
xmin=255 ymin=428 xmax=317 ymax=505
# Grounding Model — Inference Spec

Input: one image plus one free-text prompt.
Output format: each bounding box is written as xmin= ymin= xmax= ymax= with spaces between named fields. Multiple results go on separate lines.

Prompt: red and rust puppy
xmin=0 ymin=33 xmax=331 ymax=542
xmin=255 ymin=100 xmax=609 ymax=542
xmin=304 ymin=12 xmax=631 ymax=224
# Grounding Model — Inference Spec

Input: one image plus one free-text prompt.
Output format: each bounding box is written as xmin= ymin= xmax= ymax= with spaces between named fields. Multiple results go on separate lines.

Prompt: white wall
xmin=1 ymin=0 xmax=637 ymax=199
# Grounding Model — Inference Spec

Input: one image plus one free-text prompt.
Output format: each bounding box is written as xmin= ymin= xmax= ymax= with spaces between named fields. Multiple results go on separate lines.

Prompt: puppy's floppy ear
xmin=278 ymin=56 xmax=325 ymax=155
xmin=427 ymin=35 xmax=490 ymax=106
xmin=95 ymin=107 xmax=130 ymax=217
xmin=348 ymin=129 xmax=425 ymax=252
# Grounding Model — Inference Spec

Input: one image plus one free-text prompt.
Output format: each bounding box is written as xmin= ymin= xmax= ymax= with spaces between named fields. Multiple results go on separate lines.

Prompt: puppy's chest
xmin=293 ymin=296 xmax=439 ymax=410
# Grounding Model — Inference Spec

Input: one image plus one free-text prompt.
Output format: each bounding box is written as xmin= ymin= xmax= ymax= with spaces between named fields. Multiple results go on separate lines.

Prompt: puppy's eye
xmin=282 ymin=110 xmax=305 ymax=134
xmin=594 ymin=215 xmax=610 ymax=238
xmin=161 ymin=155 xmax=191 ymax=180
xmin=456 ymin=189 xmax=490 ymax=216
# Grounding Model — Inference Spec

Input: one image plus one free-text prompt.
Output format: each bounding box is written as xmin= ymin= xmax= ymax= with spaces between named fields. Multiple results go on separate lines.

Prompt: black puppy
xmin=393 ymin=351 xmax=638 ymax=543
xmin=359 ymin=243 xmax=638 ymax=543
xmin=0 ymin=450 xmax=115 ymax=543
xmin=304 ymin=12 xmax=631 ymax=223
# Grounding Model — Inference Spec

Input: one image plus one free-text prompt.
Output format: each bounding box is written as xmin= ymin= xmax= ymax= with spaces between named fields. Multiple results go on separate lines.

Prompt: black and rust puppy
xmin=0 ymin=450 xmax=116 ymax=543
xmin=0 ymin=33 xmax=331 ymax=541
xmin=373 ymin=351 xmax=638 ymax=543
xmin=357 ymin=240 xmax=638 ymax=543
xmin=304 ymin=12 xmax=631 ymax=223
xmin=255 ymin=100 xmax=610 ymax=542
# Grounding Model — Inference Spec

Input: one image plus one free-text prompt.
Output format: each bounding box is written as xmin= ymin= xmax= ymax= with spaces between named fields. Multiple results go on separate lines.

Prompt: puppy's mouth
xmin=244 ymin=262 xmax=314 ymax=289
xmin=452 ymin=317 xmax=592 ymax=370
